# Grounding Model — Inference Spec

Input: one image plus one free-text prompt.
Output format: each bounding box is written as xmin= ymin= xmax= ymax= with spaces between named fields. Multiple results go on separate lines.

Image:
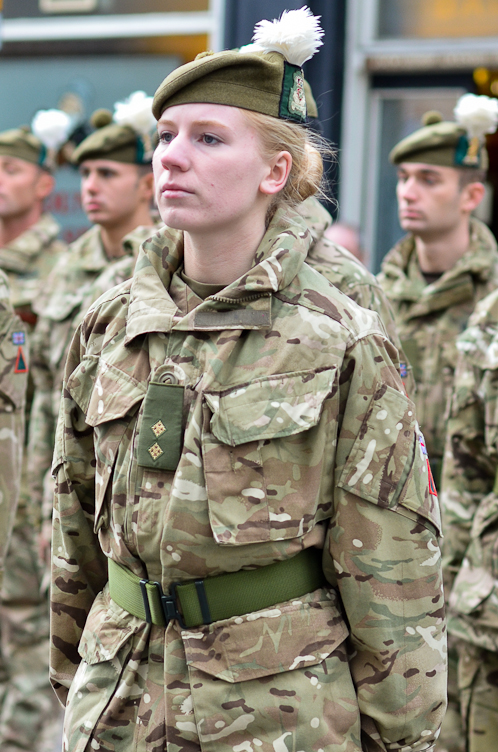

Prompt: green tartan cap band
xmin=152 ymin=50 xmax=307 ymax=124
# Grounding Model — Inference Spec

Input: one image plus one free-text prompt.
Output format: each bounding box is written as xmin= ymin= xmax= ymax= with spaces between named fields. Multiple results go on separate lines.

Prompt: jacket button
xmin=160 ymin=373 xmax=179 ymax=385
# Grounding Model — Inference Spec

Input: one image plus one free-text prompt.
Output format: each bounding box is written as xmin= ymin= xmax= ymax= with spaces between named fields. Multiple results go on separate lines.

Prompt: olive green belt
xmin=108 ymin=548 xmax=325 ymax=629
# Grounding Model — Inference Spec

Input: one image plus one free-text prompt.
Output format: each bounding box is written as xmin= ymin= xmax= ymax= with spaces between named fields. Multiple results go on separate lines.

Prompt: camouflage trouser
xmin=0 ymin=510 xmax=63 ymax=752
xmin=436 ymin=634 xmax=465 ymax=752
xmin=457 ymin=642 xmax=498 ymax=752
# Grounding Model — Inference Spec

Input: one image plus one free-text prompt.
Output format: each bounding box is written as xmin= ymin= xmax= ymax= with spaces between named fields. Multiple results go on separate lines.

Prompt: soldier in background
xmin=0 ymin=270 xmax=27 ymax=589
xmin=30 ymin=92 xmax=158 ymax=573
xmin=378 ymin=94 xmax=498 ymax=752
xmin=0 ymin=121 xmax=68 ymax=752
xmin=442 ymin=288 xmax=498 ymax=751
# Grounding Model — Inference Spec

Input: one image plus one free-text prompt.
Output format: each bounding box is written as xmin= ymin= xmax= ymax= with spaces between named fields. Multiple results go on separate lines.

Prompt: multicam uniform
xmin=378 ymin=217 xmax=498 ymax=487
xmin=29 ymin=223 xmax=158 ymax=529
xmin=300 ymin=196 xmax=414 ymax=394
xmin=51 ymin=209 xmax=446 ymax=752
xmin=0 ymin=213 xmax=65 ymax=752
xmin=441 ymin=288 xmax=498 ymax=751
xmin=0 ymin=269 xmax=27 ymax=588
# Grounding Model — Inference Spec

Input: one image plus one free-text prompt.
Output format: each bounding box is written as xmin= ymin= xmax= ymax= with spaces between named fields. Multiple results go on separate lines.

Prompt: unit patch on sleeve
xmin=14 ymin=346 xmax=28 ymax=374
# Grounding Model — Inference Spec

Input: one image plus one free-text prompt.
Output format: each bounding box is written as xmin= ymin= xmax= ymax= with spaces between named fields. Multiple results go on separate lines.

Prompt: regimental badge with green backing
xmin=279 ymin=62 xmax=307 ymax=123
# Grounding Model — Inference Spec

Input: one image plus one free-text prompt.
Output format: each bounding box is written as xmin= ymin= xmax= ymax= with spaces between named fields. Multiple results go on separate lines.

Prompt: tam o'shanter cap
xmin=153 ymin=7 xmax=324 ymax=123
xmin=390 ymin=93 xmax=498 ymax=170
xmin=0 ymin=109 xmax=73 ymax=171
xmin=72 ymin=91 xmax=156 ymax=165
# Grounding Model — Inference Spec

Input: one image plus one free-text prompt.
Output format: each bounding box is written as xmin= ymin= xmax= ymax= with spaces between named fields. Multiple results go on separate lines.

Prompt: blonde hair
xmin=242 ymin=110 xmax=334 ymax=216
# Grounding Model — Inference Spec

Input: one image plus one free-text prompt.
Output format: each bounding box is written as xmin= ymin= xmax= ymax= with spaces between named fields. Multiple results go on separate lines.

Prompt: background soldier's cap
xmin=152 ymin=7 xmax=324 ymax=123
xmin=0 ymin=108 xmax=72 ymax=172
xmin=390 ymin=94 xmax=498 ymax=171
xmin=72 ymin=91 xmax=156 ymax=165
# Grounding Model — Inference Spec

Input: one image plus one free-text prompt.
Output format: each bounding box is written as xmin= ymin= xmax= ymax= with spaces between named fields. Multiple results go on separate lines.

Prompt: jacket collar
xmin=381 ymin=217 xmax=498 ymax=315
xmin=125 ymin=208 xmax=312 ymax=344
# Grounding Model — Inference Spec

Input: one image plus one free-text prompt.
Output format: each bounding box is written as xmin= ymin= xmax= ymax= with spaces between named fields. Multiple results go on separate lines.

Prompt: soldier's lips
xmin=160 ymin=185 xmax=193 ymax=197
xmin=84 ymin=203 xmax=103 ymax=211
xmin=400 ymin=211 xmax=424 ymax=219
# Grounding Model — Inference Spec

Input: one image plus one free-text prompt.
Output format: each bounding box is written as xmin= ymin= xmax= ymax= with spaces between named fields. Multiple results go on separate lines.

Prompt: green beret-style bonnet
xmin=152 ymin=6 xmax=324 ymax=123
xmin=72 ymin=91 xmax=156 ymax=165
xmin=0 ymin=109 xmax=73 ymax=171
xmin=390 ymin=94 xmax=498 ymax=171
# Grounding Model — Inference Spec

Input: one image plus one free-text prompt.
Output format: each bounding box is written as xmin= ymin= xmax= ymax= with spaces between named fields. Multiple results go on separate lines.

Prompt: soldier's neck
xmin=414 ymin=218 xmax=471 ymax=274
xmin=99 ymin=207 xmax=154 ymax=260
xmin=0 ymin=204 xmax=43 ymax=248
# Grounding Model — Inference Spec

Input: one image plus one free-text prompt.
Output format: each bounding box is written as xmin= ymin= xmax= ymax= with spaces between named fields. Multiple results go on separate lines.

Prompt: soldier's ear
xmin=460 ymin=181 xmax=486 ymax=214
xmin=139 ymin=170 xmax=155 ymax=201
xmin=35 ymin=170 xmax=55 ymax=201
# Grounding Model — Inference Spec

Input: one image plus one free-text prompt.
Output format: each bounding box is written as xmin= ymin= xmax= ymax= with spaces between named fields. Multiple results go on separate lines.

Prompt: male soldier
xmin=0 ymin=124 xmax=66 ymax=752
xmin=441 ymin=288 xmax=498 ymax=751
xmin=29 ymin=95 xmax=158 ymax=576
xmin=378 ymin=94 xmax=498 ymax=752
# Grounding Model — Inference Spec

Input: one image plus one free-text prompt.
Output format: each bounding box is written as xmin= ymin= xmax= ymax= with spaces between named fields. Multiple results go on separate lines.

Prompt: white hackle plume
xmin=251 ymin=6 xmax=323 ymax=67
xmin=113 ymin=90 xmax=155 ymax=136
xmin=31 ymin=109 xmax=73 ymax=151
xmin=454 ymin=93 xmax=498 ymax=141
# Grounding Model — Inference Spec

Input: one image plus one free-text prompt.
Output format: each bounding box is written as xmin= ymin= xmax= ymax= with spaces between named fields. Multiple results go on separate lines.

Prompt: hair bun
xmin=195 ymin=50 xmax=214 ymax=60
xmin=91 ymin=109 xmax=113 ymax=129
xmin=422 ymin=111 xmax=443 ymax=126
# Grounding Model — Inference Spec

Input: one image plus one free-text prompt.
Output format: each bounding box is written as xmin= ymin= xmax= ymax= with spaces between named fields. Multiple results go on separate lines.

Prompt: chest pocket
xmin=201 ymin=368 xmax=337 ymax=545
xmin=67 ymin=356 xmax=145 ymax=532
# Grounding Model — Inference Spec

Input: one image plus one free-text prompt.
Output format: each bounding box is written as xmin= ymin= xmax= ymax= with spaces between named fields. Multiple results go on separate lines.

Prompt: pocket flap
xmin=337 ymin=384 xmax=416 ymax=509
xmin=182 ymin=587 xmax=348 ymax=683
xmin=67 ymin=356 xmax=146 ymax=426
xmin=78 ymin=585 xmax=146 ymax=665
xmin=204 ymin=369 xmax=336 ymax=446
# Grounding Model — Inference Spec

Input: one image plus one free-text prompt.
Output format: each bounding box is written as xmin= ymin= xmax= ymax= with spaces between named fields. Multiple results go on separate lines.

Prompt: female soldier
xmin=50 ymin=9 xmax=446 ymax=752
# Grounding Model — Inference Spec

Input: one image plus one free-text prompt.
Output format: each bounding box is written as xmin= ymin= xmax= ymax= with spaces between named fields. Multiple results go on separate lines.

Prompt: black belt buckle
xmin=155 ymin=581 xmax=186 ymax=629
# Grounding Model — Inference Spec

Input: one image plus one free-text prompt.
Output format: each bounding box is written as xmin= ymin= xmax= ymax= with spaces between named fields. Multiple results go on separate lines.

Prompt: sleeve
xmin=0 ymin=304 xmax=27 ymax=591
xmin=440 ymin=341 xmax=493 ymax=591
xmin=50 ymin=322 xmax=108 ymax=707
xmin=327 ymin=333 xmax=446 ymax=752
xmin=349 ymin=282 xmax=416 ymax=399
xmin=27 ymin=314 xmax=57 ymax=528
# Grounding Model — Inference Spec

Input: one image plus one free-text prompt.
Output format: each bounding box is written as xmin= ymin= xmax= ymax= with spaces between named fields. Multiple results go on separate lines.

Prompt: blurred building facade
xmin=1 ymin=0 xmax=498 ymax=270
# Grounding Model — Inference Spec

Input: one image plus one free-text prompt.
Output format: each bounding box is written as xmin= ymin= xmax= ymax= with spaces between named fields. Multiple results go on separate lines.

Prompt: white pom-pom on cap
xmin=113 ymin=91 xmax=155 ymax=137
xmin=31 ymin=109 xmax=73 ymax=151
xmin=454 ymin=93 xmax=498 ymax=141
xmin=251 ymin=6 xmax=324 ymax=67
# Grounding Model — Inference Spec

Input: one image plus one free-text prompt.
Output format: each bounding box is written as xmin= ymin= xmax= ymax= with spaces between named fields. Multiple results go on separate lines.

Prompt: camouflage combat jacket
xmin=300 ymin=197 xmax=404 ymax=353
xmin=378 ymin=218 xmax=498 ymax=485
xmin=442 ymin=288 xmax=498 ymax=651
xmin=0 ymin=269 xmax=28 ymax=588
xmin=51 ymin=208 xmax=446 ymax=752
xmin=0 ymin=213 xmax=65 ymax=323
xmin=29 ymin=224 xmax=158 ymax=524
